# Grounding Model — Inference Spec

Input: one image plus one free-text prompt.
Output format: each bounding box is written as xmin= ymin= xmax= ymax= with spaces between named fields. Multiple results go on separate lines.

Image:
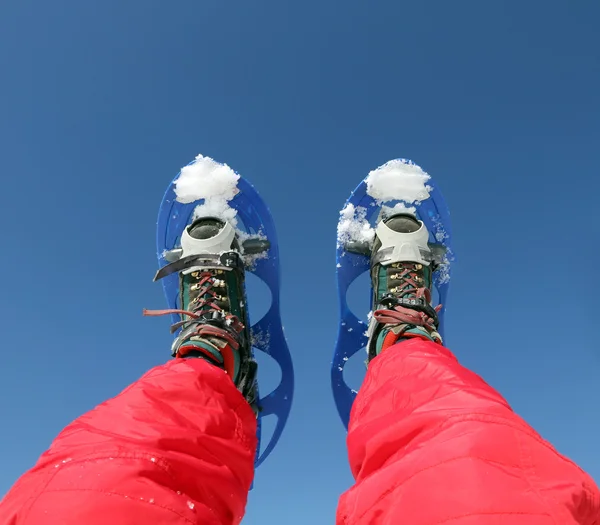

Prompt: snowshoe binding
xmin=367 ymin=213 xmax=443 ymax=362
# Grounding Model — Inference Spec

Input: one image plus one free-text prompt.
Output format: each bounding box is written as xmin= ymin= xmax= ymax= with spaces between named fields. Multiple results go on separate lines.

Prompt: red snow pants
xmin=1 ymin=339 xmax=598 ymax=524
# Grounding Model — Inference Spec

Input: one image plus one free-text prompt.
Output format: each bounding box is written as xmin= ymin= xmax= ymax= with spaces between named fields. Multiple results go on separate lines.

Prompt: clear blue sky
xmin=1 ymin=0 xmax=599 ymax=522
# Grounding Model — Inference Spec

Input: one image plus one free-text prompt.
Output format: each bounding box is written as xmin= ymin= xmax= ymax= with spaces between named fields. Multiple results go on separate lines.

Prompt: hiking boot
xmin=145 ymin=217 xmax=258 ymax=412
xmin=367 ymin=213 xmax=442 ymax=361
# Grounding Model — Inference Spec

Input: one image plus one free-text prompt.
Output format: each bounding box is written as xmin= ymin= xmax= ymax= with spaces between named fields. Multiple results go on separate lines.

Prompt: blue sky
xmin=1 ymin=0 xmax=599 ymax=522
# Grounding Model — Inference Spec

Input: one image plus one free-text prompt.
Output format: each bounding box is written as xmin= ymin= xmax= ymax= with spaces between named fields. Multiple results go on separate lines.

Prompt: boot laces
xmin=374 ymin=263 xmax=441 ymax=331
xmin=143 ymin=271 xmax=244 ymax=341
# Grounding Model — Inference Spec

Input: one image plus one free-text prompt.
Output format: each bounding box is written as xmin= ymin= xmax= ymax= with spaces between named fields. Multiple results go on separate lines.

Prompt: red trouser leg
xmin=0 ymin=359 xmax=257 ymax=525
xmin=337 ymin=338 xmax=600 ymax=525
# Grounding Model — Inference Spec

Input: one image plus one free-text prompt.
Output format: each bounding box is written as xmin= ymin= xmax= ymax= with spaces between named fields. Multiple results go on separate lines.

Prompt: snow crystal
xmin=429 ymin=216 xmax=452 ymax=284
xmin=251 ymin=329 xmax=271 ymax=350
xmin=431 ymin=215 xmax=449 ymax=243
xmin=366 ymin=159 xmax=431 ymax=204
xmin=175 ymin=154 xmax=240 ymax=225
xmin=236 ymin=229 xmax=264 ymax=243
xmin=437 ymin=264 xmax=450 ymax=285
xmin=243 ymin=251 xmax=268 ymax=270
xmin=337 ymin=203 xmax=375 ymax=248
xmin=436 ymin=250 xmax=452 ymax=285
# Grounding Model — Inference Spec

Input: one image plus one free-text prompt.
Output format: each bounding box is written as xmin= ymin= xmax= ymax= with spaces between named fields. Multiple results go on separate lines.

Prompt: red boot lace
xmin=373 ymin=264 xmax=441 ymax=333
xmin=143 ymin=271 xmax=244 ymax=349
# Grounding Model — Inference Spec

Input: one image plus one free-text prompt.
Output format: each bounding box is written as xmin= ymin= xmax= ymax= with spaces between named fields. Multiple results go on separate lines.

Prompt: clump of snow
xmin=175 ymin=154 xmax=239 ymax=203
xmin=244 ymin=251 xmax=268 ymax=270
xmin=236 ymin=229 xmax=257 ymax=244
xmin=175 ymin=154 xmax=240 ymax=225
xmin=380 ymin=202 xmax=417 ymax=219
xmin=192 ymin=199 xmax=238 ymax=225
xmin=366 ymin=159 xmax=431 ymax=204
xmin=337 ymin=203 xmax=375 ymax=248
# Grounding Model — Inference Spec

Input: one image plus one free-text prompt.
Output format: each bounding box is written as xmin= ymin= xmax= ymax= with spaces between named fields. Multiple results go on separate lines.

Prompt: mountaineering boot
xmin=366 ymin=213 xmax=443 ymax=362
xmin=145 ymin=217 xmax=258 ymax=413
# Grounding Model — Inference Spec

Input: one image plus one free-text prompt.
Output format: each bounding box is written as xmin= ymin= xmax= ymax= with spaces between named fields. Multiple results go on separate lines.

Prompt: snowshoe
xmin=332 ymin=159 xmax=454 ymax=428
xmin=150 ymin=154 xmax=294 ymax=467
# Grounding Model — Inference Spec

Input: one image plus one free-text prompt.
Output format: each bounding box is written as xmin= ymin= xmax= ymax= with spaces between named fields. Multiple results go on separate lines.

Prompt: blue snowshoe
xmin=148 ymin=155 xmax=294 ymax=468
xmin=332 ymin=159 xmax=455 ymax=428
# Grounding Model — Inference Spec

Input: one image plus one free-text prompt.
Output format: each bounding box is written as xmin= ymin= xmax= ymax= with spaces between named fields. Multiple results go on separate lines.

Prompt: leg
xmin=337 ymin=338 xmax=599 ymax=524
xmin=0 ymin=217 xmax=260 ymax=524
xmin=0 ymin=359 xmax=256 ymax=525
xmin=337 ymin=213 xmax=599 ymax=524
